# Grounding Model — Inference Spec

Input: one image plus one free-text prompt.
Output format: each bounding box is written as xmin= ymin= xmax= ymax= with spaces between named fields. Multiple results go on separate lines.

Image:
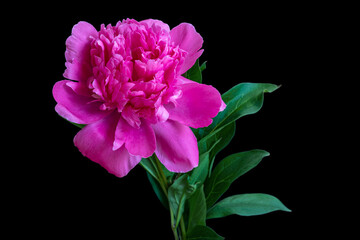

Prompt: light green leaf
xmin=201 ymin=83 xmax=279 ymax=140
xmin=204 ymin=149 xmax=270 ymax=208
xmin=187 ymin=225 xmax=224 ymax=240
xmin=207 ymin=193 xmax=291 ymax=218
xmin=187 ymin=185 xmax=207 ymax=232
xmin=168 ymin=175 xmax=197 ymax=228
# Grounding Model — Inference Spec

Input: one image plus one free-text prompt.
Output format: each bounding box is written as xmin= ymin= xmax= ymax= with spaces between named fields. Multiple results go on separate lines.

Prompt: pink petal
xmin=64 ymin=58 xmax=92 ymax=82
xmin=170 ymin=23 xmax=204 ymax=74
xmin=121 ymin=105 xmax=141 ymax=128
xmin=166 ymin=82 xmax=223 ymax=128
xmin=155 ymin=105 xmax=169 ymax=123
xmin=220 ymin=99 xmax=227 ymax=111
xmin=53 ymin=80 xmax=111 ymax=124
xmin=65 ymin=21 xmax=98 ymax=63
xmin=114 ymin=117 xmax=156 ymax=158
xmin=140 ymin=19 xmax=170 ymax=33
xmin=74 ymin=112 xmax=141 ymax=178
xmin=152 ymin=120 xmax=199 ymax=173
xmin=181 ymin=49 xmax=203 ymax=74
xmin=64 ymin=21 xmax=97 ymax=81
xmin=176 ymin=75 xmax=195 ymax=85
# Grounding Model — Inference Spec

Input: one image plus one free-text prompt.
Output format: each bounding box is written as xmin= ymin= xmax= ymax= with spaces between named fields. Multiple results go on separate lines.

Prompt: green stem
xmin=152 ymin=155 xmax=180 ymax=240
xmin=180 ymin=217 xmax=187 ymax=240
xmin=170 ymin=208 xmax=179 ymax=240
xmin=154 ymin=155 xmax=168 ymax=189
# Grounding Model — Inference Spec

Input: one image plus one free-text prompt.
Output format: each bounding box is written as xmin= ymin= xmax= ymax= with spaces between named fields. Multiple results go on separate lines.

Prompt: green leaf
xmin=189 ymin=152 xmax=210 ymax=185
xmin=60 ymin=116 xmax=86 ymax=128
xmin=208 ymin=122 xmax=235 ymax=166
xmin=187 ymin=225 xmax=224 ymax=240
xmin=197 ymin=122 xmax=236 ymax=177
xmin=168 ymin=175 xmax=197 ymax=228
xmin=146 ymin=172 xmax=169 ymax=209
xmin=200 ymin=61 xmax=207 ymax=72
xmin=187 ymin=185 xmax=206 ymax=232
xmin=207 ymin=193 xmax=291 ymax=218
xmin=198 ymin=122 xmax=235 ymax=155
xmin=189 ymin=137 xmax=222 ymax=185
xmin=71 ymin=122 xmax=86 ymax=128
xmin=204 ymin=149 xmax=270 ymax=208
xmin=183 ymin=59 xmax=202 ymax=83
xmin=201 ymin=83 xmax=279 ymax=139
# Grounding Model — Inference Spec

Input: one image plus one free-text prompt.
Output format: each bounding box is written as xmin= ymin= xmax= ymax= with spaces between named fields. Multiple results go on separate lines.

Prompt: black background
xmin=10 ymin=2 xmax=341 ymax=239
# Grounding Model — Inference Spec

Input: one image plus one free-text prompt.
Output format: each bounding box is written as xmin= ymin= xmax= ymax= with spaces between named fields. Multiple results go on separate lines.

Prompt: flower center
xmin=88 ymin=20 xmax=186 ymax=127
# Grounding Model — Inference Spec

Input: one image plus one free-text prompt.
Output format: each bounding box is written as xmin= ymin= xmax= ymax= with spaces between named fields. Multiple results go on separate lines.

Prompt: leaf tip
xmin=264 ymin=151 xmax=271 ymax=157
xmin=264 ymin=83 xmax=281 ymax=93
xmin=256 ymin=149 xmax=270 ymax=157
xmin=283 ymin=206 xmax=292 ymax=213
xmin=200 ymin=61 xmax=207 ymax=72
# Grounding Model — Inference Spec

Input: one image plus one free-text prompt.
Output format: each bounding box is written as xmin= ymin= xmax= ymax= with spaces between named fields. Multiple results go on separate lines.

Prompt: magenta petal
xmin=180 ymin=49 xmax=203 ymax=74
xmin=64 ymin=58 xmax=92 ymax=82
xmin=166 ymin=82 xmax=223 ymax=128
xmin=140 ymin=19 xmax=170 ymax=33
xmin=152 ymin=120 xmax=199 ymax=173
xmin=65 ymin=21 xmax=98 ymax=63
xmin=53 ymin=80 xmax=111 ymax=124
xmin=64 ymin=21 xmax=97 ymax=82
xmin=74 ymin=113 xmax=141 ymax=178
xmin=170 ymin=23 xmax=204 ymax=74
xmin=114 ymin=117 xmax=156 ymax=158
xmin=220 ymin=99 xmax=227 ymax=111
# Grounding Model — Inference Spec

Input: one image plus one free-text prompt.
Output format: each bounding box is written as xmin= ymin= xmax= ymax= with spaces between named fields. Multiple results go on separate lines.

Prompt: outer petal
xmin=74 ymin=112 xmax=141 ymax=178
xmin=176 ymin=76 xmax=226 ymax=111
xmin=65 ymin=21 xmax=98 ymax=63
xmin=170 ymin=23 xmax=204 ymax=74
xmin=152 ymin=120 xmax=198 ymax=173
xmin=114 ymin=117 xmax=156 ymax=158
xmin=64 ymin=21 xmax=97 ymax=81
xmin=53 ymin=80 xmax=111 ymax=124
xmin=165 ymin=82 xmax=224 ymax=128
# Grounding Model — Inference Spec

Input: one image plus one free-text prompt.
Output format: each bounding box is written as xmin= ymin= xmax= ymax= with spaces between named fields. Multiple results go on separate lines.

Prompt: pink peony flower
xmin=53 ymin=19 xmax=225 ymax=177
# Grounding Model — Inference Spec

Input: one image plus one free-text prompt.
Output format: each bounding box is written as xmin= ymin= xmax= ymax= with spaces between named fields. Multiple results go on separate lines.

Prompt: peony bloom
xmin=53 ymin=19 xmax=225 ymax=177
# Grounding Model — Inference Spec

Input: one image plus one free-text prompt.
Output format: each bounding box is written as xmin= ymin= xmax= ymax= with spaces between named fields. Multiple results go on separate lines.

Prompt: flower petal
xmin=114 ymin=117 xmax=156 ymax=158
xmin=140 ymin=19 xmax=170 ymax=33
xmin=170 ymin=23 xmax=204 ymax=74
xmin=64 ymin=21 xmax=97 ymax=81
xmin=152 ymin=120 xmax=198 ymax=173
xmin=65 ymin=21 xmax=98 ymax=63
xmin=74 ymin=113 xmax=141 ymax=178
xmin=53 ymin=80 xmax=111 ymax=124
xmin=166 ymin=82 xmax=223 ymax=128
xmin=64 ymin=58 xmax=92 ymax=82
